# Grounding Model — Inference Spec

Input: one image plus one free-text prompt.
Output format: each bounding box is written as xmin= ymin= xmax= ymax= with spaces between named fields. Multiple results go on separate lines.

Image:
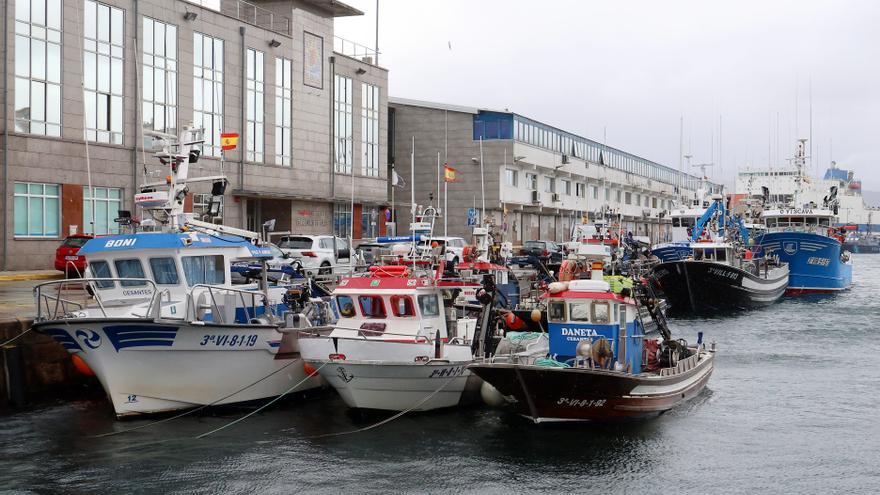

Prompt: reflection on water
xmin=1 ymin=255 xmax=879 ymax=494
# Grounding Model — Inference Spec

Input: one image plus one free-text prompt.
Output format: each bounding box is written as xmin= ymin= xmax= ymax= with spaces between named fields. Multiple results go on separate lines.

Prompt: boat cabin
xmin=761 ymin=208 xmax=835 ymax=234
xmin=690 ymin=242 xmax=735 ymax=263
xmin=331 ymin=274 xmax=451 ymax=342
xmin=75 ymin=232 xmax=275 ymax=321
xmin=546 ymin=279 xmax=644 ymax=374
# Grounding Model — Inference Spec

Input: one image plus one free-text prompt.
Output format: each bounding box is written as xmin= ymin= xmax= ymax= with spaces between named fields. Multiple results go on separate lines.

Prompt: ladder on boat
xmin=633 ymin=274 xmax=673 ymax=342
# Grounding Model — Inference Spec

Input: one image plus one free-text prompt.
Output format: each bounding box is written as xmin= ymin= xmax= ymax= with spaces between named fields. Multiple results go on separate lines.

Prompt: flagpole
xmin=390 ymin=166 xmax=395 ymax=233
xmin=444 ymin=177 xmax=448 ymax=237
xmin=479 ymin=137 xmax=485 ymax=226
xmin=436 ymin=152 xmax=440 ymax=210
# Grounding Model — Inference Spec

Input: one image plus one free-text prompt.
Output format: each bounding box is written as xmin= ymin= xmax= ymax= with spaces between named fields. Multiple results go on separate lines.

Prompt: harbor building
xmin=388 ymin=98 xmax=720 ymax=244
xmin=1 ymin=0 xmax=388 ymax=270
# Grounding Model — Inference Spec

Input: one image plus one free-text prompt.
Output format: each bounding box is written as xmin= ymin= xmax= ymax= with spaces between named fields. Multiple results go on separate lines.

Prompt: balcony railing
xmin=187 ymin=0 xmax=291 ymax=36
xmin=334 ymin=36 xmax=379 ymax=65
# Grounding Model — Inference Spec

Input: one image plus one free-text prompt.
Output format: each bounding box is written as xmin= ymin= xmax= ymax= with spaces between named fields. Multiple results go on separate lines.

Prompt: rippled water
xmin=2 ymin=256 xmax=879 ymax=494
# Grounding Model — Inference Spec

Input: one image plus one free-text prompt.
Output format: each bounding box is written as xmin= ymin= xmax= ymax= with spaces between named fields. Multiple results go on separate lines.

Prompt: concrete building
xmin=389 ymin=98 xmax=721 ymax=244
xmin=1 ymin=0 xmax=389 ymax=270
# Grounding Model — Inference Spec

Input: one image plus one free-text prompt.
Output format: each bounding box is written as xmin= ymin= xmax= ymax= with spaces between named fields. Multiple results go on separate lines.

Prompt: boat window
xmin=765 ymin=218 xmax=777 ymax=228
xmin=672 ymin=218 xmax=680 ymax=227
xmin=114 ymin=259 xmax=147 ymax=287
xmin=717 ymin=250 xmax=727 ymax=262
xmin=359 ymin=295 xmax=386 ymax=318
xmin=569 ymin=302 xmax=590 ymax=322
xmin=791 ymin=217 xmax=805 ymax=226
xmin=548 ymin=301 xmax=566 ymax=322
xmin=683 ymin=218 xmax=696 ymax=228
xmin=592 ymin=302 xmax=611 ymax=324
xmin=693 ymin=249 xmax=704 ymax=261
xmin=181 ymin=255 xmax=225 ymax=286
xmin=88 ymin=260 xmax=114 ymax=289
xmin=149 ymin=257 xmax=179 ymax=285
xmin=391 ymin=295 xmax=415 ymax=317
xmin=819 ymin=218 xmax=831 ymax=227
xmin=418 ymin=294 xmax=440 ymax=317
xmin=337 ymin=295 xmax=356 ymax=317
xmin=806 ymin=217 xmax=818 ymax=226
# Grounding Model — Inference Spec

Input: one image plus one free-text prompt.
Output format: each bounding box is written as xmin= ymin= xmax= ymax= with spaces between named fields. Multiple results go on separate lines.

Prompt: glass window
xmin=592 ymin=302 xmax=610 ymax=323
xmin=88 ymin=260 xmax=114 ymax=288
xmin=576 ymin=183 xmax=585 ymax=198
xmin=193 ymin=33 xmax=224 ymax=156
xmin=505 ymin=168 xmax=518 ymax=187
xmin=246 ymin=48 xmax=264 ymax=162
xmin=13 ymin=181 xmax=59 ymax=237
xmin=548 ymin=301 xmax=565 ymax=322
xmin=181 ymin=255 xmax=225 ymax=286
xmin=390 ymin=295 xmax=415 ymax=317
xmin=358 ymin=295 xmax=386 ymax=318
xmin=337 ymin=295 xmax=356 ymax=317
xmin=625 ymin=192 xmax=632 ymax=205
xmin=14 ymin=0 xmax=62 ymax=136
xmin=672 ymin=218 xmax=680 ymax=227
xmin=333 ymin=203 xmax=352 ymax=237
xmin=142 ymin=17 xmax=178 ymax=136
xmin=114 ymin=258 xmax=147 ymax=287
xmin=544 ymin=177 xmax=555 ymax=193
xmin=63 ymin=236 xmax=90 ymax=248
xmin=361 ymin=207 xmax=378 ymax=238
xmin=818 ymin=218 xmax=830 ymax=227
xmin=149 ymin=257 xmax=179 ymax=285
xmin=569 ymin=302 xmax=590 ymax=322
xmin=562 ymin=180 xmax=571 ymax=196
xmin=334 ymin=75 xmax=353 ymax=173
xmin=274 ymin=57 xmax=293 ymax=166
xmin=526 ymin=173 xmax=537 ymax=191
xmin=83 ymin=186 xmax=122 ymax=235
xmin=362 ymin=83 xmax=380 ymax=177
xmin=83 ymin=1 xmax=124 ymax=144
xmin=279 ymin=236 xmax=313 ymax=249
xmin=418 ymin=294 xmax=440 ymax=317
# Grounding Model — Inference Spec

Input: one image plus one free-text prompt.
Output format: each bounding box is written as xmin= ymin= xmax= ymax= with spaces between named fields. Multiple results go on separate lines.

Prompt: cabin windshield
xmin=418 ymin=294 xmax=440 ymax=317
xmin=337 ymin=295 xmax=356 ymax=317
xmin=548 ymin=301 xmax=565 ymax=322
xmin=819 ymin=218 xmax=831 ymax=227
xmin=569 ymin=302 xmax=590 ymax=322
xmin=115 ymin=259 xmax=147 ymax=287
xmin=359 ymin=295 xmax=386 ymax=318
xmin=592 ymin=302 xmax=611 ymax=323
xmin=149 ymin=257 xmax=179 ymax=285
xmin=89 ymin=260 xmax=114 ymax=289
xmin=181 ymin=255 xmax=225 ymax=286
xmin=390 ymin=295 xmax=416 ymax=317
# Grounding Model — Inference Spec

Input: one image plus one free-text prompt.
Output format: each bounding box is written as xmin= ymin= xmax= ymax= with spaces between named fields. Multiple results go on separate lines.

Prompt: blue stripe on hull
xmin=651 ymin=243 xmax=692 ymax=262
xmin=760 ymin=232 xmax=853 ymax=292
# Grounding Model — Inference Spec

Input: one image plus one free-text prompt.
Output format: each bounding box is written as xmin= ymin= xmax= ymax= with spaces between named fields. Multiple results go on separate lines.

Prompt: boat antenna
xmin=77 ymin=0 xmax=96 ymax=236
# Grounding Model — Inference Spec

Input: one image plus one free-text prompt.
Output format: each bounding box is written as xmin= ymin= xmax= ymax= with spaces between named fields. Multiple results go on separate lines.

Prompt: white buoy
xmin=480 ymin=381 xmax=506 ymax=407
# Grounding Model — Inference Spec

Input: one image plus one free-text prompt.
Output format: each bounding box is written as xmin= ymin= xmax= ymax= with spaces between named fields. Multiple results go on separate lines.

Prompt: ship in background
xmin=735 ymin=140 xmax=853 ymax=293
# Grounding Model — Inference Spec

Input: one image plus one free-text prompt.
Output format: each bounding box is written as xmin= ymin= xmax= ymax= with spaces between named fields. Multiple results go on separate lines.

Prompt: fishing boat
xmin=32 ymin=127 xmax=333 ymax=418
xmin=470 ymin=264 xmax=714 ymax=423
xmin=651 ymin=184 xmax=714 ymax=262
xmin=652 ymin=197 xmax=789 ymax=312
xmin=297 ymin=208 xmax=497 ymax=412
xmin=752 ymin=141 xmax=853 ymax=293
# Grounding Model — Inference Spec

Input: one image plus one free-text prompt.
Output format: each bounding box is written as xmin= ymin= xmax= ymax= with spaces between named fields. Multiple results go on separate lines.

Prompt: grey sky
xmin=335 ymin=0 xmax=880 ymax=190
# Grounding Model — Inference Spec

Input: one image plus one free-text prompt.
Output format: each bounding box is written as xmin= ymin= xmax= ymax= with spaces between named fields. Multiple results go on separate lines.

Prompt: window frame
xmin=333 ymin=74 xmax=353 ymax=173
xmin=358 ymin=294 xmax=386 ymax=319
xmin=149 ymin=256 xmax=180 ymax=286
xmin=417 ymin=294 xmax=440 ymax=317
xmin=274 ymin=56 xmax=293 ymax=166
xmin=390 ymin=295 xmax=416 ymax=317
xmin=591 ymin=301 xmax=611 ymax=324
xmin=362 ymin=83 xmax=380 ymax=177
xmin=114 ymin=258 xmax=148 ymax=287
xmin=14 ymin=0 xmax=63 ymax=137
xmin=13 ymin=181 xmax=60 ymax=238
xmin=245 ymin=47 xmax=265 ymax=163
xmin=83 ymin=0 xmax=125 ymax=144
xmin=142 ymin=16 xmax=178 ymax=136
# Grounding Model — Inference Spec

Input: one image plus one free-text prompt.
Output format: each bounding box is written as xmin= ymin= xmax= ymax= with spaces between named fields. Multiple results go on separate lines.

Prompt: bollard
xmin=3 ymin=344 xmax=26 ymax=407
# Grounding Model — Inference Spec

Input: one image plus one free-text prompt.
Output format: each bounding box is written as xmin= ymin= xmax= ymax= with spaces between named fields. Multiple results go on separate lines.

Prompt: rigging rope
xmin=196 ymin=362 xmax=327 ymax=439
xmin=94 ymin=358 xmax=304 ymax=438
xmin=0 ymin=318 xmax=33 ymax=347
xmin=304 ymin=372 xmax=461 ymax=439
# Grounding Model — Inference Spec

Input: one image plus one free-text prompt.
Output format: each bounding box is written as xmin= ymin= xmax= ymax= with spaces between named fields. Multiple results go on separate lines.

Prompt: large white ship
xmin=736 ymin=143 xmax=880 ymax=231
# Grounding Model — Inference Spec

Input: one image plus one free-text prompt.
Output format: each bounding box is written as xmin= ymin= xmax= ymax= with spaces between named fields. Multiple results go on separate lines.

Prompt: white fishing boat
xmin=33 ymin=126 xmax=333 ymax=418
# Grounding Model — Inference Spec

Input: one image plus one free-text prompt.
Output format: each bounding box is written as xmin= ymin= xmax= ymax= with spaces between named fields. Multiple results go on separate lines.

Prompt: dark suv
xmin=521 ymin=240 xmax=563 ymax=264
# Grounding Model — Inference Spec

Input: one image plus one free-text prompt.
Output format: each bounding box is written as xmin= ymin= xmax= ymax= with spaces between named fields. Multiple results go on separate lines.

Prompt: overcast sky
xmin=335 ymin=0 xmax=880 ymax=191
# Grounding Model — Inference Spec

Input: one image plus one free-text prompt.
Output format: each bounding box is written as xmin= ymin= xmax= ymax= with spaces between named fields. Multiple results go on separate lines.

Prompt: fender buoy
xmin=503 ymin=312 xmax=525 ymax=331
xmin=71 ymin=354 xmax=95 ymax=376
xmin=303 ymin=361 xmax=317 ymax=376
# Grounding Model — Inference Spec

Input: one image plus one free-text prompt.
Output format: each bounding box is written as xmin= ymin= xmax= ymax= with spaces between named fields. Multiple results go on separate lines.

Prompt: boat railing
xmin=183 ymin=284 xmax=264 ymax=324
xmin=659 ymin=351 xmax=701 ymax=377
xmin=33 ymin=278 xmax=160 ymax=322
xmin=298 ymin=323 xmax=437 ymax=342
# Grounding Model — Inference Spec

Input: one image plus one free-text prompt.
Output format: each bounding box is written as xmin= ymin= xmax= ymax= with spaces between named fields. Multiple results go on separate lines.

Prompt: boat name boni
xmin=104 ymin=238 xmax=137 ymax=248
xmin=557 ymin=398 xmax=607 ymax=408
xmin=807 ymin=257 xmax=831 ymax=266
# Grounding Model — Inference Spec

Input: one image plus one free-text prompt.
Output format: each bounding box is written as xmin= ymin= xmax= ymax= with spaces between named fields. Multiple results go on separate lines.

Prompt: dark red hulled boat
xmin=470 ymin=276 xmax=715 ymax=422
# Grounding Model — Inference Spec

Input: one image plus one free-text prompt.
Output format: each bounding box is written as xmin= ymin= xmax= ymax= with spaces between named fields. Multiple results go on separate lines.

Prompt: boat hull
xmin=36 ymin=319 xmax=322 ymax=418
xmin=760 ymin=231 xmax=853 ymax=293
xmin=299 ymin=336 xmax=473 ymax=411
xmin=652 ymin=260 xmax=788 ymax=312
xmin=469 ymin=352 xmax=714 ymax=422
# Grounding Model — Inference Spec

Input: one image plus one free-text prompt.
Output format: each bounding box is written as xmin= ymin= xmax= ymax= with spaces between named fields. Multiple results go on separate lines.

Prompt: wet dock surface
xmin=1 ymin=255 xmax=879 ymax=493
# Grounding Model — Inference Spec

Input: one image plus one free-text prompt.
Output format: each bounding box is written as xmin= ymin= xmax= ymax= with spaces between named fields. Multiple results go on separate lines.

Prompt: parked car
xmin=429 ymin=236 xmax=468 ymax=263
xmin=231 ymin=243 xmax=303 ymax=284
xmin=54 ymin=234 xmax=94 ymax=275
xmin=521 ymin=240 xmax=564 ymax=264
xmin=277 ymin=235 xmax=352 ymax=276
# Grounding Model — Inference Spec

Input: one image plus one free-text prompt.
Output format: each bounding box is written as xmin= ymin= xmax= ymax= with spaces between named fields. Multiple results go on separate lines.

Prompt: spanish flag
xmin=444 ymin=165 xmax=457 ymax=183
xmin=220 ymin=133 xmax=239 ymax=151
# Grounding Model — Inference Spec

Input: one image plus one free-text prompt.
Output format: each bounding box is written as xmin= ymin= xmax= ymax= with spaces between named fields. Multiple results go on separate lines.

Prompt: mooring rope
xmin=196 ymin=362 xmax=328 ymax=439
xmin=0 ymin=318 xmax=34 ymax=347
xmin=94 ymin=358 xmax=306 ymax=438
xmin=305 ymin=372 xmax=461 ymax=439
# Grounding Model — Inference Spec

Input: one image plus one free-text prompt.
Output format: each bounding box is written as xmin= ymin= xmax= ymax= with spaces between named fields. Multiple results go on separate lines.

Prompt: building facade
xmin=1 ymin=0 xmax=388 ymax=270
xmin=389 ymin=98 xmax=721 ymax=244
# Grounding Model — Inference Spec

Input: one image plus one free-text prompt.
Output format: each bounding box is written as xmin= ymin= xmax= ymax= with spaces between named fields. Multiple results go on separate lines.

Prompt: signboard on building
xmin=303 ymin=32 xmax=323 ymax=89
xmin=291 ymin=201 xmax=331 ymax=234
xmin=467 ymin=208 xmax=479 ymax=226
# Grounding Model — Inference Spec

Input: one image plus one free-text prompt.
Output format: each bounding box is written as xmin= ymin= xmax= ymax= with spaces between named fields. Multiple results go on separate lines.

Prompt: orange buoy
xmin=303 ymin=361 xmax=317 ymax=376
xmin=71 ymin=354 xmax=95 ymax=376
xmin=503 ymin=312 xmax=525 ymax=331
